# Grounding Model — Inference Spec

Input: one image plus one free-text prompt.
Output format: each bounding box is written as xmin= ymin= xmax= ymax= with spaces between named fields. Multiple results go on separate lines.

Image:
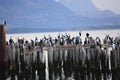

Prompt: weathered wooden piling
xmin=48 ymin=47 xmax=54 ymax=80
xmin=63 ymin=48 xmax=74 ymax=78
xmin=0 ymin=24 xmax=6 ymax=80
xmin=110 ymin=47 xmax=120 ymax=80
xmin=111 ymin=50 xmax=118 ymax=71
xmin=36 ymin=50 xmax=46 ymax=80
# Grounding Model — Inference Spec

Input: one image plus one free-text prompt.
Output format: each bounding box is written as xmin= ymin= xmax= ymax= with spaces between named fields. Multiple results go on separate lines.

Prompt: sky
xmin=56 ymin=0 xmax=120 ymax=14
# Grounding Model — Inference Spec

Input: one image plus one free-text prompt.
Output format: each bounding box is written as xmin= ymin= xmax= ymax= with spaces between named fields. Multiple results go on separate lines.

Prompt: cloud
xmin=92 ymin=0 xmax=120 ymax=14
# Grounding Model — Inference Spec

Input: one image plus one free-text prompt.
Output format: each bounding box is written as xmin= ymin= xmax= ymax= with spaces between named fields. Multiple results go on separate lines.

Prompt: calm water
xmin=6 ymin=29 xmax=120 ymax=43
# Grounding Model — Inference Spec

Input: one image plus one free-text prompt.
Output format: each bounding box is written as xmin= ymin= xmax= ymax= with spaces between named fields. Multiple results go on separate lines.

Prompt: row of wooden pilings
xmin=3 ymin=41 xmax=120 ymax=80
xmin=47 ymin=45 xmax=120 ymax=80
xmin=5 ymin=44 xmax=120 ymax=80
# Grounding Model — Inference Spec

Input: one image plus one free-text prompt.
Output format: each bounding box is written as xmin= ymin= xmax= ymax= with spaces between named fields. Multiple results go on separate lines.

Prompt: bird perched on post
xmin=2 ymin=20 xmax=6 ymax=25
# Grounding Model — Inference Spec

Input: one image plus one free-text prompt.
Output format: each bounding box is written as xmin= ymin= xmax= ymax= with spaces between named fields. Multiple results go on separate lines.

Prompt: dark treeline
xmin=6 ymin=32 xmax=120 ymax=80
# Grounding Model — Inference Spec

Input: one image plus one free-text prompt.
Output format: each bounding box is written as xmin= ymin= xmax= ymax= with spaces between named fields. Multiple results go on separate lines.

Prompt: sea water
xmin=6 ymin=29 xmax=120 ymax=43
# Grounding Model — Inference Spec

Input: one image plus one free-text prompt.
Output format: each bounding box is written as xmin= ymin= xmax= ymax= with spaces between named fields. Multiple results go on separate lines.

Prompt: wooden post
xmin=43 ymin=47 xmax=49 ymax=80
xmin=0 ymin=24 xmax=6 ymax=80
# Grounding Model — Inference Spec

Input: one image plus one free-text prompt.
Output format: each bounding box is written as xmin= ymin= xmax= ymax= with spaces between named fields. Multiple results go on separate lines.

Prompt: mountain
xmin=59 ymin=0 xmax=120 ymax=18
xmin=0 ymin=0 xmax=77 ymax=29
xmin=0 ymin=0 xmax=120 ymax=33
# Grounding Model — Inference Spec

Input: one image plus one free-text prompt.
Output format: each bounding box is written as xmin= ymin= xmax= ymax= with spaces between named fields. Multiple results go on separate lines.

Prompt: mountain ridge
xmin=0 ymin=0 xmax=120 ymax=33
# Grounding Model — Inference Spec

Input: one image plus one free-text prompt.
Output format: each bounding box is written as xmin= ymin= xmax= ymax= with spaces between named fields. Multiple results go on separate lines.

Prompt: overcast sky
xmin=56 ymin=0 xmax=120 ymax=14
